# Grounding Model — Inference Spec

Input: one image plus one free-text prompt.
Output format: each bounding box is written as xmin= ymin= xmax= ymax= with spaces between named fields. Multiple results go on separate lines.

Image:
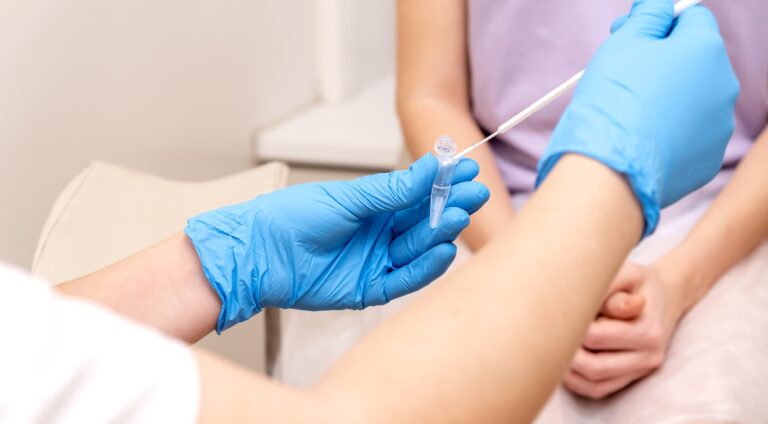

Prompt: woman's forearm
xmin=314 ymin=155 xmax=643 ymax=423
xmin=57 ymin=233 xmax=220 ymax=343
xmin=396 ymin=0 xmax=514 ymax=251
xmin=657 ymin=127 xmax=768 ymax=311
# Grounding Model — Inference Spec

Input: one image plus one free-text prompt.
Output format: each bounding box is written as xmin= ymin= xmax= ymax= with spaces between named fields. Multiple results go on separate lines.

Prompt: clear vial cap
xmin=434 ymin=135 xmax=457 ymax=158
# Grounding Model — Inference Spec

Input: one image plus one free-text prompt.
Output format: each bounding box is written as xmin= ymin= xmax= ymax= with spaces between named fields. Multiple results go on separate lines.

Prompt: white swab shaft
xmin=455 ymin=71 xmax=584 ymax=158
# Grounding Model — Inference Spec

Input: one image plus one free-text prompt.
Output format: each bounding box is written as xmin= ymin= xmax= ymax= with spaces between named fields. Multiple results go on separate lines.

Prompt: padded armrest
xmin=32 ymin=160 xmax=289 ymax=372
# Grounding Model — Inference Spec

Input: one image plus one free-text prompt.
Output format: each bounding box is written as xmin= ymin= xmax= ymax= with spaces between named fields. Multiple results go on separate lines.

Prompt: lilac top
xmin=468 ymin=0 xmax=768 ymax=194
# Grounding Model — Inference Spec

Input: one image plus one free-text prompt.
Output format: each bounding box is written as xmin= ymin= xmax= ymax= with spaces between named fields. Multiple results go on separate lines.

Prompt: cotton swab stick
xmin=453 ymin=0 xmax=704 ymax=159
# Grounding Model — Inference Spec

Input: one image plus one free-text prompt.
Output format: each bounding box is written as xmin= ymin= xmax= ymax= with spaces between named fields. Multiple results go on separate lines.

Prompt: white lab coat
xmin=0 ymin=264 xmax=198 ymax=423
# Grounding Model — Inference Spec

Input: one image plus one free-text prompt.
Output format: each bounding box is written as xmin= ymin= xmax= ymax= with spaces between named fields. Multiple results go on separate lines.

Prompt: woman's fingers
xmin=601 ymin=291 xmax=646 ymax=319
xmin=605 ymin=261 xmax=645 ymax=296
xmin=583 ymin=315 xmax=667 ymax=351
xmin=599 ymin=261 xmax=646 ymax=319
xmin=582 ymin=316 xmax=662 ymax=351
xmin=563 ymin=368 xmax=648 ymax=400
xmin=570 ymin=348 xmax=662 ymax=382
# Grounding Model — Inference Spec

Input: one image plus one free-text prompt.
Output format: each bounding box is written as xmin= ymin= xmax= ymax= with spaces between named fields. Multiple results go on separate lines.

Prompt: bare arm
xmin=57 ymin=233 xmax=220 ymax=343
xmin=396 ymin=0 xmax=514 ymax=250
xmin=194 ymin=155 xmax=643 ymax=423
xmin=658 ymin=126 xmax=768 ymax=311
xmin=57 ymin=156 xmax=641 ymax=422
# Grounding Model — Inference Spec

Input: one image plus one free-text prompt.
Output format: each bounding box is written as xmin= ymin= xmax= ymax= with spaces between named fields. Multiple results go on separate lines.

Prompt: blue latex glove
xmin=536 ymin=0 xmax=739 ymax=236
xmin=186 ymin=155 xmax=490 ymax=332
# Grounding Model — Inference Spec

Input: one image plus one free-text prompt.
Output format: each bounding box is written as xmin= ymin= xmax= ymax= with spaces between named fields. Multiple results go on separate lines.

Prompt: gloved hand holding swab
xmin=429 ymin=0 xmax=704 ymax=228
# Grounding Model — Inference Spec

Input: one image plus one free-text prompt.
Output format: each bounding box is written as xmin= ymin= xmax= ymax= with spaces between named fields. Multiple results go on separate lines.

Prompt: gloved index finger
xmin=386 ymin=156 xmax=480 ymax=231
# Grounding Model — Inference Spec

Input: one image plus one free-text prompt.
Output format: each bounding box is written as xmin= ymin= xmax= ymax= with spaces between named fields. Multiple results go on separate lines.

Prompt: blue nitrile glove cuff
xmin=185 ymin=208 xmax=265 ymax=334
xmin=537 ymin=153 xmax=660 ymax=238
xmin=536 ymin=105 xmax=660 ymax=237
xmin=536 ymin=1 xmax=739 ymax=239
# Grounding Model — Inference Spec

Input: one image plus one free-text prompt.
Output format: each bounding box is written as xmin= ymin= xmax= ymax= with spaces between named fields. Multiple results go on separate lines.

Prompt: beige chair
xmin=31 ymin=161 xmax=289 ymax=372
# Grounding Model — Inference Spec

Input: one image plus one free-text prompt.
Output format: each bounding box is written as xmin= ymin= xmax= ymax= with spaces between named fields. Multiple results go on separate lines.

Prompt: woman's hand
xmin=564 ymin=261 xmax=688 ymax=399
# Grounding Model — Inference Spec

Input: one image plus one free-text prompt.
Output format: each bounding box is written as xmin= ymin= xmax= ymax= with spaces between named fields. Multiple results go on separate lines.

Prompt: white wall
xmin=315 ymin=0 xmax=395 ymax=102
xmin=0 ymin=0 xmax=316 ymax=267
xmin=255 ymin=0 xmax=399 ymax=168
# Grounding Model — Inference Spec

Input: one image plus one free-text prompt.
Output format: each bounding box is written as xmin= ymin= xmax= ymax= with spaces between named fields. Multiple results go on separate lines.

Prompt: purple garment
xmin=468 ymin=0 xmax=768 ymax=194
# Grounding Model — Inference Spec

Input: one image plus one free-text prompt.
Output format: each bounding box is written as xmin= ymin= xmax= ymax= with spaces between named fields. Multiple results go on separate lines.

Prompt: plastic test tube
xmin=429 ymin=136 xmax=458 ymax=229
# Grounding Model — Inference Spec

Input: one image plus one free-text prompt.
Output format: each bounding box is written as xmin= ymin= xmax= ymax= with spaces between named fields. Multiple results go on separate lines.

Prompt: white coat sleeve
xmin=0 ymin=264 xmax=199 ymax=424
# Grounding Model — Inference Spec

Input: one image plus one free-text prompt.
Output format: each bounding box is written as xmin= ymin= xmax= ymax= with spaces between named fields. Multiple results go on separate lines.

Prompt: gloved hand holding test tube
xmin=428 ymin=0 xmax=705 ymax=228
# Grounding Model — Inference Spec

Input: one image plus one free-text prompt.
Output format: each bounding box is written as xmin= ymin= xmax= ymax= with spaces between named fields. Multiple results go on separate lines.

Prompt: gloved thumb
xmin=616 ymin=0 xmax=675 ymax=38
xmin=338 ymin=154 xmax=479 ymax=219
xmin=610 ymin=15 xmax=629 ymax=34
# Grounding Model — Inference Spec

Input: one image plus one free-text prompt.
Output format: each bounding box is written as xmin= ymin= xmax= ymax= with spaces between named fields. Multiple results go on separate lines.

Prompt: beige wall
xmin=0 ymin=0 xmax=316 ymax=267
